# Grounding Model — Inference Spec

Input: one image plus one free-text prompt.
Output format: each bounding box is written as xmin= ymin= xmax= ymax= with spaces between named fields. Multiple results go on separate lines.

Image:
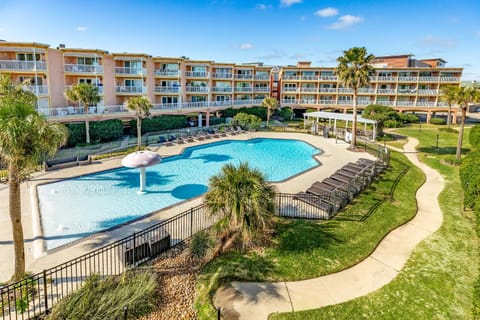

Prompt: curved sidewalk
xmin=214 ymin=138 xmax=445 ymax=320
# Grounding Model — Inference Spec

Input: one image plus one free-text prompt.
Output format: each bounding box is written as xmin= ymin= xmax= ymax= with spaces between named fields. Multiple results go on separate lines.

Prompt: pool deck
xmin=0 ymin=132 xmax=375 ymax=282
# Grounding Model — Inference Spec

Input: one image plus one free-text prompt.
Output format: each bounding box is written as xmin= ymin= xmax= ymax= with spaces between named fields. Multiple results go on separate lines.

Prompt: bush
xmin=66 ymin=123 xmax=86 ymax=146
xmin=439 ymin=127 xmax=458 ymax=133
xmin=278 ymin=107 xmax=293 ymax=121
xmin=209 ymin=117 xmax=225 ymax=126
xmin=459 ymin=149 xmax=480 ymax=209
xmin=384 ymin=119 xmax=402 ymax=128
xmin=190 ymin=230 xmax=213 ymax=258
xmin=469 ymin=125 xmax=480 ymax=148
xmin=429 ymin=117 xmax=446 ymax=125
xmin=130 ymin=115 xmax=188 ymax=136
xmin=398 ymin=113 xmax=419 ymax=123
xmin=66 ymin=120 xmax=124 ymax=146
xmin=48 ymin=271 xmax=158 ymax=320
xmin=223 ymin=107 xmax=267 ymax=120
xmin=232 ymin=112 xmax=262 ymax=129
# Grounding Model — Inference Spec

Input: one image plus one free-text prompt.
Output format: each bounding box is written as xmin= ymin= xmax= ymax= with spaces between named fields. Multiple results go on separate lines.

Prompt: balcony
xmin=185 ymin=86 xmax=209 ymax=93
xmin=154 ymin=70 xmax=179 ymax=77
xmin=417 ymin=101 xmax=436 ymax=107
xmin=319 ymin=88 xmax=337 ymax=93
xmin=184 ymin=71 xmax=209 ymax=78
xmin=65 ymin=85 xmax=104 ymax=94
xmin=437 ymin=101 xmax=448 ymax=107
xmin=439 ymin=77 xmax=460 ymax=82
xmin=319 ymin=100 xmax=336 ymax=105
xmin=212 ymin=73 xmax=232 ymax=79
xmin=154 ymin=86 xmax=181 ymax=94
xmin=376 ymin=76 xmax=397 ymax=82
xmin=0 ymin=60 xmax=47 ymax=71
xmin=417 ymin=89 xmax=438 ymax=95
xmin=281 ymin=99 xmax=298 ymax=105
xmin=212 ymin=87 xmax=233 ymax=93
xmin=283 ymin=87 xmax=298 ymax=93
xmin=210 ymin=100 xmax=233 ymax=107
xmin=337 ymin=100 xmax=353 ymax=105
xmin=184 ymin=101 xmax=208 ymax=108
xmin=65 ymin=64 xmax=103 ymax=73
xmin=299 ymin=99 xmax=317 ymax=105
xmin=300 ymin=87 xmax=317 ymax=93
xmin=418 ymin=77 xmax=439 ymax=82
xmin=398 ymin=77 xmax=418 ymax=82
xmin=282 ymin=75 xmax=301 ymax=81
xmin=338 ymin=88 xmax=353 ymax=93
xmin=254 ymin=74 xmax=270 ymax=80
xmin=376 ymin=100 xmax=394 ymax=106
xmin=115 ymin=67 xmax=146 ymax=76
xmin=234 ymin=74 xmax=253 ymax=80
xmin=397 ymin=89 xmax=417 ymax=95
xmin=396 ymin=101 xmax=415 ymax=106
xmin=358 ymin=100 xmax=373 ymax=106
xmin=254 ymin=87 xmax=270 ymax=92
xmin=376 ymin=89 xmax=396 ymax=94
xmin=319 ymin=76 xmax=337 ymax=81
xmin=358 ymin=88 xmax=375 ymax=94
xmin=301 ymin=75 xmax=319 ymax=81
xmin=235 ymin=87 xmax=253 ymax=92
xmin=115 ymin=86 xmax=147 ymax=94
xmin=25 ymin=85 xmax=49 ymax=96
xmin=152 ymin=102 xmax=181 ymax=110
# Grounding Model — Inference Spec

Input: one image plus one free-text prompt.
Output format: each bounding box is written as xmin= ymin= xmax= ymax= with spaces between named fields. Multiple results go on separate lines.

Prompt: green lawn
xmin=195 ymin=150 xmax=424 ymax=319
xmin=271 ymin=125 xmax=479 ymax=319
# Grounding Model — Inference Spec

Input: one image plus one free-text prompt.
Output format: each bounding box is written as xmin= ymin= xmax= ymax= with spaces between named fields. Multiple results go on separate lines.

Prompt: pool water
xmin=38 ymin=138 xmax=321 ymax=250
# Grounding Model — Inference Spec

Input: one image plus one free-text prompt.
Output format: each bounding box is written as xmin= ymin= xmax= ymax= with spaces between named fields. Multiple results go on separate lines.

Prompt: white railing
xmin=212 ymin=73 xmax=232 ymax=79
xmin=65 ymin=64 xmax=103 ymax=73
xmin=418 ymin=77 xmax=439 ymax=82
xmin=319 ymin=88 xmax=337 ymax=93
xmin=282 ymin=75 xmax=301 ymax=80
xmin=185 ymin=86 xmax=209 ymax=93
xmin=300 ymin=87 xmax=317 ymax=93
xmin=184 ymin=71 xmax=209 ymax=78
xmin=377 ymin=89 xmax=396 ymax=94
xmin=115 ymin=86 xmax=147 ymax=93
xmin=234 ymin=74 xmax=253 ymax=80
xmin=254 ymin=87 xmax=270 ymax=92
xmin=65 ymin=85 xmax=104 ymax=94
xmin=358 ymin=100 xmax=373 ymax=106
xmin=318 ymin=100 xmax=336 ymax=105
xmin=114 ymin=67 xmax=146 ymax=75
xmin=439 ymin=77 xmax=460 ymax=82
xmin=299 ymin=99 xmax=318 ymax=105
xmin=437 ymin=101 xmax=448 ymax=106
xmin=283 ymin=87 xmax=298 ymax=92
xmin=398 ymin=77 xmax=418 ymax=82
xmin=301 ymin=75 xmax=319 ymax=81
xmin=417 ymin=89 xmax=438 ymax=95
xmin=397 ymin=89 xmax=417 ymax=94
xmin=376 ymin=100 xmax=394 ymax=106
xmin=376 ymin=76 xmax=397 ymax=82
xmin=25 ymin=85 xmax=49 ymax=95
xmin=358 ymin=88 xmax=375 ymax=94
xmin=396 ymin=101 xmax=415 ymax=106
xmin=319 ymin=76 xmax=337 ymax=81
xmin=212 ymin=87 xmax=233 ymax=93
xmin=417 ymin=101 xmax=436 ymax=107
xmin=254 ymin=74 xmax=270 ymax=80
xmin=338 ymin=88 xmax=353 ymax=93
xmin=281 ymin=99 xmax=298 ymax=105
xmin=154 ymin=86 xmax=181 ymax=93
xmin=154 ymin=70 xmax=179 ymax=77
xmin=235 ymin=87 xmax=253 ymax=92
xmin=0 ymin=60 xmax=47 ymax=71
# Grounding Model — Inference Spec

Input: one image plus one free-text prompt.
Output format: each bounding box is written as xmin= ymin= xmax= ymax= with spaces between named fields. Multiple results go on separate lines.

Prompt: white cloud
xmin=256 ymin=3 xmax=271 ymax=10
xmin=315 ymin=7 xmax=338 ymax=17
xmin=328 ymin=15 xmax=363 ymax=30
xmin=280 ymin=0 xmax=302 ymax=7
xmin=239 ymin=43 xmax=254 ymax=49
xmin=76 ymin=26 xmax=88 ymax=32
xmin=420 ymin=35 xmax=456 ymax=48
xmin=300 ymin=15 xmax=307 ymax=21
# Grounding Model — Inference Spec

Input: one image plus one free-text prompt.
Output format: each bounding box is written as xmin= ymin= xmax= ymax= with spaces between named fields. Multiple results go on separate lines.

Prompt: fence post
xmin=123 ymin=306 xmax=128 ymax=320
xmin=217 ymin=307 xmax=221 ymax=320
xmin=43 ymin=269 xmax=49 ymax=314
xmin=132 ymin=232 xmax=136 ymax=266
xmin=190 ymin=207 xmax=194 ymax=237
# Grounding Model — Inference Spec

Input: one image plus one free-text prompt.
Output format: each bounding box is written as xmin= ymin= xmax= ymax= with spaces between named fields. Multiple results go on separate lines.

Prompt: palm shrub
xmin=469 ymin=125 xmax=480 ymax=148
xmin=125 ymin=96 xmax=152 ymax=150
xmin=429 ymin=117 xmax=447 ymax=125
xmin=262 ymin=97 xmax=278 ymax=126
xmin=205 ymin=162 xmax=276 ymax=255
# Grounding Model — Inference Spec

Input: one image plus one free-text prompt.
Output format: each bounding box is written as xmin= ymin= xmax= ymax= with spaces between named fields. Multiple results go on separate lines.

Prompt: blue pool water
xmin=38 ymin=138 xmax=321 ymax=250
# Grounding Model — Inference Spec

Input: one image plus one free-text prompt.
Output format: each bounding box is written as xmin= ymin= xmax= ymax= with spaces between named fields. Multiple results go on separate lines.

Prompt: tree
xmin=65 ymin=83 xmax=101 ymax=144
xmin=0 ymin=74 xmax=67 ymax=281
xmin=205 ymin=162 xmax=276 ymax=255
xmin=125 ymin=96 xmax=152 ymax=150
xmin=335 ymin=47 xmax=375 ymax=149
xmin=440 ymin=86 xmax=459 ymax=128
xmin=450 ymin=86 xmax=480 ymax=161
xmin=363 ymin=104 xmax=398 ymax=136
xmin=262 ymin=97 xmax=278 ymax=127
xmin=232 ymin=112 xmax=261 ymax=129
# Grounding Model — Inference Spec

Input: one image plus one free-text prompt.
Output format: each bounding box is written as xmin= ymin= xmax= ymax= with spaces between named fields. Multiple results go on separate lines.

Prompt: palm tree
xmin=205 ymin=162 xmax=276 ymax=254
xmin=441 ymin=86 xmax=458 ymax=128
xmin=335 ymin=47 xmax=375 ymax=149
xmin=65 ymin=83 xmax=100 ymax=144
xmin=450 ymin=86 xmax=480 ymax=161
xmin=0 ymin=74 xmax=67 ymax=281
xmin=125 ymin=96 xmax=152 ymax=150
xmin=262 ymin=97 xmax=278 ymax=127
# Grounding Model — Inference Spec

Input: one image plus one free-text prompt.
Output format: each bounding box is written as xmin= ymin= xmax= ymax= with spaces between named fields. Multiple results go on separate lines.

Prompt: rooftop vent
xmin=58 ymin=44 xmax=65 ymax=49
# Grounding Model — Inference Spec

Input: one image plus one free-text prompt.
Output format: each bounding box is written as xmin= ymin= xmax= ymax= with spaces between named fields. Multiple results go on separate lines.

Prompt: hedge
xmin=130 ymin=115 xmax=187 ymax=136
xmin=66 ymin=119 xmax=124 ymax=146
xmin=469 ymin=125 xmax=480 ymax=148
xmin=460 ymin=149 xmax=480 ymax=209
xmin=222 ymin=107 xmax=267 ymax=120
xmin=429 ymin=117 xmax=446 ymax=125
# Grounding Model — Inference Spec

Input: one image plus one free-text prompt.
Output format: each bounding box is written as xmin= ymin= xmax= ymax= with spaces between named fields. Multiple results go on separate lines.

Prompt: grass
xmin=195 ymin=150 xmax=424 ymax=319
xmin=271 ymin=124 xmax=479 ymax=319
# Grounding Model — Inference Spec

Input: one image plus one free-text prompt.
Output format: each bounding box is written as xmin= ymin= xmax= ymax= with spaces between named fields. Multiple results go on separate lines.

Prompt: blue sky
xmin=1 ymin=0 xmax=479 ymax=80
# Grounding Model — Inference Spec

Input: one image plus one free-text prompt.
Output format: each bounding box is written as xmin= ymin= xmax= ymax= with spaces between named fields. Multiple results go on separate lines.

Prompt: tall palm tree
xmin=65 ymin=83 xmax=100 ymax=144
xmin=335 ymin=47 xmax=375 ymax=149
xmin=450 ymin=86 xmax=480 ymax=161
xmin=205 ymin=162 xmax=276 ymax=254
xmin=262 ymin=97 xmax=278 ymax=127
xmin=0 ymin=74 xmax=67 ymax=281
xmin=441 ymin=86 xmax=458 ymax=128
xmin=125 ymin=96 xmax=152 ymax=150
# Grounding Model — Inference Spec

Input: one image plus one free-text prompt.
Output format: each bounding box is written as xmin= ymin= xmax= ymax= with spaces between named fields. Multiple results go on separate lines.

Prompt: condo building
xmin=0 ymin=41 xmax=463 ymax=123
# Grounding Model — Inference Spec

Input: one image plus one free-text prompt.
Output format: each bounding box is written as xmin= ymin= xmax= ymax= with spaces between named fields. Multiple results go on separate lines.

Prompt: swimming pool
xmin=37 ymin=138 xmax=321 ymax=250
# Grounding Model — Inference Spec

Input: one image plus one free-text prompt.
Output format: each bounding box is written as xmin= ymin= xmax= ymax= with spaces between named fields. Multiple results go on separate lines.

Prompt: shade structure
xmin=121 ymin=150 xmax=161 ymax=194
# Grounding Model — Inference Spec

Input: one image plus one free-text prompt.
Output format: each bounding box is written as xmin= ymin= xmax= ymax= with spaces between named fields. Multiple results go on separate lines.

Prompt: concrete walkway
xmin=213 ymin=137 xmax=445 ymax=320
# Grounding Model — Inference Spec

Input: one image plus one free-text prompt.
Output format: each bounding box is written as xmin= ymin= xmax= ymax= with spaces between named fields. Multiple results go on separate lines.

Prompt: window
xmin=191 ymin=66 xmax=206 ymax=72
xmin=125 ymin=79 xmax=142 ymax=87
xmin=17 ymin=53 xmax=40 ymax=61
xmin=19 ymin=76 xmax=42 ymax=85
xmin=78 ymin=57 xmax=98 ymax=65
xmin=162 ymin=63 xmax=179 ymax=71
xmin=162 ymin=96 xmax=178 ymax=104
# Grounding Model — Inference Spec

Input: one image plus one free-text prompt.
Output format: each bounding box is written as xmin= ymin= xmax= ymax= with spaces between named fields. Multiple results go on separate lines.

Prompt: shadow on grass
xmin=417 ymin=146 xmax=470 ymax=155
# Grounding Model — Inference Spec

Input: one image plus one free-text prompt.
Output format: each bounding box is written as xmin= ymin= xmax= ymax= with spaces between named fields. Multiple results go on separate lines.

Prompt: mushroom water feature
xmin=121 ymin=150 xmax=161 ymax=194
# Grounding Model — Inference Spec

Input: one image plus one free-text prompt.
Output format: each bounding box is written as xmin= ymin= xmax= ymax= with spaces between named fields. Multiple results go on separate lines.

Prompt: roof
xmin=374 ymin=54 xmax=414 ymax=59
xmin=420 ymin=58 xmax=447 ymax=63
xmin=303 ymin=111 xmax=377 ymax=124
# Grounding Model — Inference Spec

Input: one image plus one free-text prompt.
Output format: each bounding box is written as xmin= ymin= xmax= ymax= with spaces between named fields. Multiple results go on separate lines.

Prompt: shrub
xmin=429 ymin=117 xmax=446 ymax=125
xmin=232 ymin=112 xmax=262 ymax=129
xmin=459 ymin=149 xmax=480 ymax=209
xmin=190 ymin=230 xmax=213 ymax=258
xmin=66 ymin=120 xmax=124 ymax=146
xmin=384 ymin=119 xmax=402 ymax=128
xmin=48 ymin=271 xmax=158 ymax=320
xmin=439 ymin=127 xmax=458 ymax=133
xmin=278 ymin=107 xmax=293 ymax=121
xmin=209 ymin=117 xmax=225 ymax=126
xmin=66 ymin=123 xmax=86 ymax=146
xmin=223 ymin=107 xmax=267 ymax=120
xmin=398 ymin=113 xmax=419 ymax=123
xmin=469 ymin=125 xmax=480 ymax=148
xmin=130 ymin=115 xmax=188 ymax=135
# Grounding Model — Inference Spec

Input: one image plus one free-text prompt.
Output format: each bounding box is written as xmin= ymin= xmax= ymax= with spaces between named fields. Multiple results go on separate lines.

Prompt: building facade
xmin=0 ymin=41 xmax=463 ymax=123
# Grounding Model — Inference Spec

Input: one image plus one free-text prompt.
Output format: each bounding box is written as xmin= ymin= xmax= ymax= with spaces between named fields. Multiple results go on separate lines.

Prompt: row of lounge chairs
xmin=294 ymin=158 xmax=387 ymax=217
xmin=157 ymin=127 xmax=247 ymax=146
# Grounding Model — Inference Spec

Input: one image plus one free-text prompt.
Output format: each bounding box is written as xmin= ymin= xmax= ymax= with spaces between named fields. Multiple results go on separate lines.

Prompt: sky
xmin=0 ymin=0 xmax=479 ymax=80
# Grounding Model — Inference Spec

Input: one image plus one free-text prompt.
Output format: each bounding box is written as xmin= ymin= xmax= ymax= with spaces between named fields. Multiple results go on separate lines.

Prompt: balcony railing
xmin=376 ymin=76 xmax=396 ymax=82
xmin=283 ymin=87 xmax=298 ymax=92
xmin=254 ymin=74 xmax=270 ymax=80
xmin=337 ymin=100 xmax=353 ymax=105
xmin=154 ymin=70 xmax=180 ymax=77
xmin=376 ymin=100 xmax=394 ymax=106
xmin=154 ymin=86 xmax=181 ymax=93
xmin=0 ymin=60 xmax=47 ymax=71
xmin=212 ymin=73 xmax=232 ymax=79
xmin=25 ymin=85 xmax=49 ymax=95
xmin=358 ymin=88 xmax=375 ymax=94
xmin=301 ymin=75 xmax=319 ymax=81
xmin=398 ymin=77 xmax=418 ymax=82
xmin=254 ymin=87 xmax=270 ymax=92
xmin=396 ymin=101 xmax=415 ymax=106
xmin=418 ymin=77 xmax=438 ymax=82
xmin=319 ymin=76 xmax=337 ymax=81
xmin=417 ymin=101 xmax=436 ymax=107
xmin=439 ymin=77 xmax=460 ymax=82
xmin=115 ymin=86 xmax=147 ymax=94
xmin=282 ymin=75 xmax=301 ymax=80
xmin=185 ymin=86 xmax=209 ymax=93
xmin=184 ymin=71 xmax=209 ymax=78
xmin=300 ymin=88 xmax=317 ymax=93
xmin=319 ymin=88 xmax=337 ymax=93
xmin=437 ymin=101 xmax=448 ymax=106
xmin=114 ymin=67 xmax=146 ymax=75
xmin=212 ymin=87 xmax=233 ymax=93
xmin=338 ymin=88 xmax=353 ymax=93
xmin=234 ymin=74 xmax=253 ymax=80
xmin=65 ymin=64 xmax=103 ymax=73
xmin=397 ymin=89 xmax=417 ymax=94
xmin=235 ymin=87 xmax=253 ymax=92
xmin=417 ymin=89 xmax=438 ymax=95
xmin=65 ymin=85 xmax=104 ymax=94
xmin=319 ymin=100 xmax=336 ymax=105
xmin=281 ymin=99 xmax=297 ymax=105
xmin=376 ymin=89 xmax=396 ymax=94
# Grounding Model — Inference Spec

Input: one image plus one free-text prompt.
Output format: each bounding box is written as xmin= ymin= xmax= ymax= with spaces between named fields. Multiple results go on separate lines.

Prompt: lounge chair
xmin=186 ymin=136 xmax=195 ymax=143
xmin=158 ymin=136 xmax=167 ymax=144
xmin=176 ymin=136 xmax=185 ymax=144
xmin=293 ymin=192 xmax=334 ymax=215
xmin=168 ymin=134 xmax=177 ymax=141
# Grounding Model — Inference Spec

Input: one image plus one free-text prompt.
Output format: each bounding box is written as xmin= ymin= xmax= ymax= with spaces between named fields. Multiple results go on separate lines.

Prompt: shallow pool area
xmin=37 ymin=138 xmax=321 ymax=250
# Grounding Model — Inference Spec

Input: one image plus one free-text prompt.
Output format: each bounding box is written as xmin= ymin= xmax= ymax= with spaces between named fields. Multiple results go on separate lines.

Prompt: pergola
xmin=303 ymin=111 xmax=377 ymax=141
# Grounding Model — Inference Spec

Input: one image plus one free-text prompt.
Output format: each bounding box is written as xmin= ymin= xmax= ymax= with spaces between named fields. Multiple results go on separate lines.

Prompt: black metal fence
xmin=0 ymin=192 xmax=330 ymax=320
